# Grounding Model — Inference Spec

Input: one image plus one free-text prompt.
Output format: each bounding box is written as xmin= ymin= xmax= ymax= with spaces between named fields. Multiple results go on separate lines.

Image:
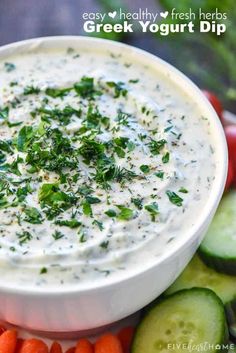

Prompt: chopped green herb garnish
xmin=179 ymin=187 xmax=188 ymax=193
xmin=55 ymin=219 xmax=81 ymax=228
xmin=74 ymin=77 xmax=100 ymax=98
xmin=39 ymin=183 xmax=77 ymax=218
xmin=85 ymin=196 xmax=101 ymax=204
xmin=145 ymin=202 xmax=159 ymax=221
xmin=40 ymin=267 xmax=48 ymax=274
xmin=79 ymin=232 xmax=87 ymax=243
xmin=107 ymin=81 xmax=128 ymax=98
xmin=131 ymin=197 xmax=143 ymax=210
xmin=17 ymin=126 xmax=34 ymax=152
xmin=105 ymin=209 xmax=117 ymax=217
xmin=155 ymin=171 xmax=164 ymax=179
xmin=166 ymin=190 xmax=183 ymax=207
xmin=52 ymin=230 xmax=64 ymax=240
xmin=127 ymin=141 xmax=136 ymax=152
xmin=93 ymin=220 xmax=104 ymax=231
xmin=116 ymin=110 xmax=130 ymax=126
xmin=0 ymin=156 xmax=23 ymax=176
xmin=129 ymin=79 xmax=139 ymax=84
xmin=4 ymin=62 xmax=16 ymax=72
xmin=82 ymin=201 xmax=93 ymax=217
xmin=45 ymin=87 xmax=71 ymax=98
xmin=116 ymin=205 xmax=134 ymax=221
xmin=23 ymin=86 xmax=40 ymax=95
xmin=16 ymin=230 xmax=33 ymax=245
xmin=140 ymin=165 xmax=150 ymax=174
xmin=148 ymin=139 xmax=166 ymax=155
xmin=100 ymin=240 xmax=109 ymax=249
xmin=94 ymin=155 xmax=136 ymax=189
xmin=7 ymin=121 xmax=23 ymax=128
xmin=78 ymin=136 xmax=105 ymax=162
xmin=0 ymin=106 xmax=9 ymax=120
xmin=37 ymin=105 xmax=81 ymax=126
xmin=24 ymin=207 xmax=43 ymax=224
xmin=162 ymin=152 xmax=170 ymax=163
xmin=164 ymin=125 xmax=173 ymax=132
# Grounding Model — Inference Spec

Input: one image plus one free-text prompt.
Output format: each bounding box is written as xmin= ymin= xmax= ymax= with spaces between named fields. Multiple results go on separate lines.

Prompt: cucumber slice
xmin=229 ymin=343 xmax=236 ymax=352
xmin=165 ymin=255 xmax=236 ymax=304
xmin=199 ymin=191 xmax=236 ymax=275
xmin=230 ymin=324 xmax=236 ymax=343
xmin=225 ymin=301 xmax=236 ymax=343
xmin=132 ymin=288 xmax=228 ymax=353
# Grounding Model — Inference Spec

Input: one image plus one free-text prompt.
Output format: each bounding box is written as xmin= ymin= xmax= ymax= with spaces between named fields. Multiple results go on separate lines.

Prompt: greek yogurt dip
xmin=0 ymin=45 xmax=216 ymax=289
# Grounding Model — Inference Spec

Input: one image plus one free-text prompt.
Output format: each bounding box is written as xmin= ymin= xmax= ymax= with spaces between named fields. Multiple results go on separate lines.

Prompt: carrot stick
xmin=75 ymin=338 xmax=93 ymax=353
xmin=117 ymin=327 xmax=135 ymax=353
xmin=0 ymin=329 xmax=17 ymax=353
xmin=50 ymin=341 xmax=62 ymax=353
xmin=95 ymin=333 xmax=123 ymax=353
xmin=18 ymin=338 xmax=49 ymax=353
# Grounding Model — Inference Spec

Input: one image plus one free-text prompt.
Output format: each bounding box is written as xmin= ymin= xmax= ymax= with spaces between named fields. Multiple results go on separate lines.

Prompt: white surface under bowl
xmin=0 ymin=36 xmax=227 ymax=336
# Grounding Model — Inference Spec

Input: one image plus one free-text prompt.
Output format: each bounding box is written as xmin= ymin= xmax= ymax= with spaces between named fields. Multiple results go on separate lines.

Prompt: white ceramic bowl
xmin=0 ymin=36 xmax=227 ymax=336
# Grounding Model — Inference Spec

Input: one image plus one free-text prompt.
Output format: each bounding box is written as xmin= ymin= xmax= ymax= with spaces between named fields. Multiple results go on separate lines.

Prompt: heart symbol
xmin=160 ymin=11 xmax=169 ymax=18
xmin=108 ymin=11 xmax=117 ymax=19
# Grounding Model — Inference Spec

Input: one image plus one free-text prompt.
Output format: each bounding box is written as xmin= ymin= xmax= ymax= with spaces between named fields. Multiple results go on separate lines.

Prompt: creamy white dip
xmin=0 ymin=45 xmax=216 ymax=289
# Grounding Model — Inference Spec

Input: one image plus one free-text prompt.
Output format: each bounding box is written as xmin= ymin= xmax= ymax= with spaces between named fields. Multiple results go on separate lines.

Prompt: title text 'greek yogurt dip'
xmin=0 ymin=45 xmax=216 ymax=289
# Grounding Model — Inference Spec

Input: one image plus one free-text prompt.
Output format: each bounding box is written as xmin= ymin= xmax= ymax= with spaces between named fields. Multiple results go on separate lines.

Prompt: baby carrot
xmin=65 ymin=348 xmax=76 ymax=353
xmin=0 ymin=329 xmax=17 ymax=353
xmin=95 ymin=333 xmax=123 ymax=353
xmin=0 ymin=327 xmax=5 ymax=336
xmin=50 ymin=341 xmax=62 ymax=353
xmin=75 ymin=338 xmax=93 ymax=353
xmin=117 ymin=327 xmax=135 ymax=353
xmin=15 ymin=338 xmax=25 ymax=353
xmin=18 ymin=338 xmax=49 ymax=353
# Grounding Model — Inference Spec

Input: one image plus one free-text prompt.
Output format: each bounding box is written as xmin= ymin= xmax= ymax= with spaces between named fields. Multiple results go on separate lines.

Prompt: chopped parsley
xmin=23 ymin=86 xmax=40 ymax=95
xmin=0 ymin=156 xmax=23 ymax=176
xmin=55 ymin=219 xmax=81 ymax=228
xmin=38 ymin=183 xmax=77 ymax=218
xmin=116 ymin=205 xmax=134 ymax=221
xmin=155 ymin=171 xmax=164 ymax=179
xmin=74 ymin=77 xmax=100 ymax=98
xmin=145 ymin=202 xmax=159 ymax=221
xmin=131 ymin=197 xmax=143 ymax=210
xmin=82 ymin=201 xmax=93 ymax=217
xmin=37 ymin=105 xmax=81 ymax=126
xmin=45 ymin=87 xmax=71 ymax=98
xmin=166 ymin=190 xmax=183 ymax=207
xmin=17 ymin=126 xmax=34 ymax=152
xmin=106 ymin=81 xmax=128 ymax=98
xmin=23 ymin=207 xmax=43 ymax=224
xmin=105 ymin=209 xmax=117 ymax=217
xmin=0 ymin=106 xmax=9 ymax=120
xmin=148 ymin=139 xmax=166 ymax=155
xmin=140 ymin=165 xmax=150 ymax=174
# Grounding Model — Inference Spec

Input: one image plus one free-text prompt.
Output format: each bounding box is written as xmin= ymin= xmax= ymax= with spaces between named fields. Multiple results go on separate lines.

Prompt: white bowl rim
xmin=0 ymin=35 xmax=228 ymax=295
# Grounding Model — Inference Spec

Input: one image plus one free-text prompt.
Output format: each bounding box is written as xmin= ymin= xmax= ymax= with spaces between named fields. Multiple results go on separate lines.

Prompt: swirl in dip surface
xmin=0 ymin=46 xmax=216 ymax=289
